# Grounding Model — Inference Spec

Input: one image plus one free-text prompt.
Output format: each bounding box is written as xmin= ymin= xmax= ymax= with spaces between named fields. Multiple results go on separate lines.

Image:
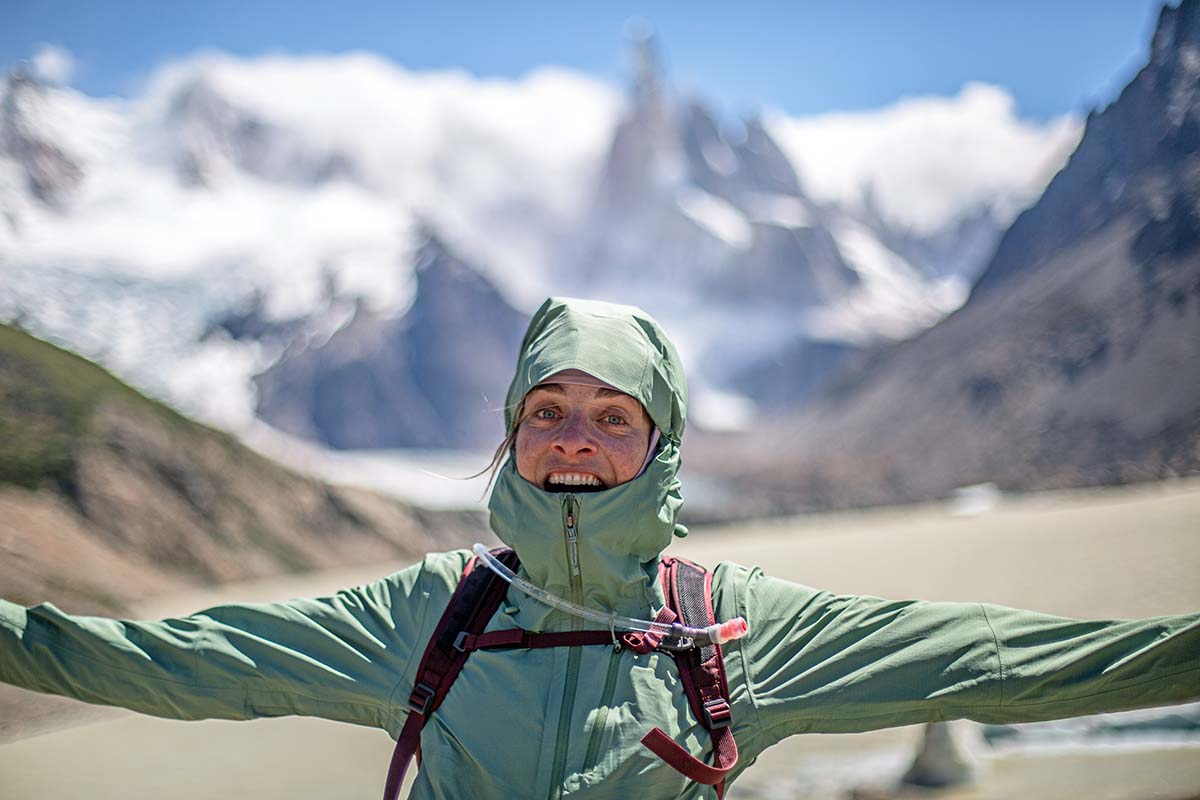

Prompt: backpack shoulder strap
xmin=382 ymin=547 xmax=519 ymax=800
xmin=641 ymin=555 xmax=739 ymax=799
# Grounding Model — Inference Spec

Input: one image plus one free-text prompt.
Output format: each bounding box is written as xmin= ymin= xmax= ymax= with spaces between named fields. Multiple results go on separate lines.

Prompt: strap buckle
xmin=408 ymin=682 xmax=436 ymax=715
xmin=453 ymin=631 xmax=470 ymax=652
xmin=657 ymin=635 xmax=696 ymax=653
xmin=702 ymin=698 xmax=732 ymax=730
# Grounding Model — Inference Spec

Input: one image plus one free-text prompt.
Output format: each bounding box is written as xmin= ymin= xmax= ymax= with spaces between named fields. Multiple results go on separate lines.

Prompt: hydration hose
xmin=472 ymin=543 xmax=749 ymax=647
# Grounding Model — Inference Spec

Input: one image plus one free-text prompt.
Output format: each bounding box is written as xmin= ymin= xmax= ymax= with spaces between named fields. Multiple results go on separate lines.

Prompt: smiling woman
xmin=1 ymin=296 xmax=1198 ymax=800
xmin=516 ymin=373 xmax=656 ymax=492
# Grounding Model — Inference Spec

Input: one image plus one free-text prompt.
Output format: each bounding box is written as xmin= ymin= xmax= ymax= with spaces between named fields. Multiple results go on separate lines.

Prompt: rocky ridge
xmin=705 ymin=0 xmax=1200 ymax=512
xmin=253 ymin=231 xmax=528 ymax=449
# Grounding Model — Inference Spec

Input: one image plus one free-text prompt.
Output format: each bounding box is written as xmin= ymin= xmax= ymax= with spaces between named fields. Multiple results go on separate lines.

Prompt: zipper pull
xmin=564 ymin=495 xmax=580 ymax=577
xmin=564 ymin=495 xmax=578 ymax=540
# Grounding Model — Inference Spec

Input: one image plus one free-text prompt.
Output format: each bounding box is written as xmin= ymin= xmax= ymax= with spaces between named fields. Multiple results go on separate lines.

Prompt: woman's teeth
xmin=547 ymin=473 xmax=603 ymax=487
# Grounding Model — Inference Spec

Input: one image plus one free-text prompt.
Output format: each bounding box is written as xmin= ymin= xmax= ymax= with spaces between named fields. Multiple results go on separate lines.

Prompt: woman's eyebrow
xmin=595 ymin=388 xmax=632 ymax=400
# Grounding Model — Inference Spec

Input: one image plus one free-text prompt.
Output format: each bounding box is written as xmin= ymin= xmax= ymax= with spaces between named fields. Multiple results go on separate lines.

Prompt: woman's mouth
xmin=544 ymin=472 xmax=606 ymax=492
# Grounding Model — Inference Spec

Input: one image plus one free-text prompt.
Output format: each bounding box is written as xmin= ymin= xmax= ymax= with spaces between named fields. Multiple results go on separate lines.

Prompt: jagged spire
xmin=1149 ymin=0 xmax=1198 ymax=69
xmin=625 ymin=18 xmax=663 ymax=113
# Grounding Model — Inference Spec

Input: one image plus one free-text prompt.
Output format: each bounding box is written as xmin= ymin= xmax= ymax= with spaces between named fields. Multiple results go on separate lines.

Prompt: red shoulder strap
xmin=381 ymin=547 xmax=518 ymax=800
xmin=640 ymin=556 xmax=739 ymax=799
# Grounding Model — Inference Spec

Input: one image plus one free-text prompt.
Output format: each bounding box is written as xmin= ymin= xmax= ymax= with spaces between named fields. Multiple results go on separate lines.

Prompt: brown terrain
xmin=0 ymin=323 xmax=487 ymax=737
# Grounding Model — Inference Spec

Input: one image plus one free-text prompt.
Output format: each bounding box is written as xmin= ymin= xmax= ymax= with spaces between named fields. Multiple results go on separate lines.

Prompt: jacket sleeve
xmin=0 ymin=551 xmax=467 ymax=733
xmin=733 ymin=567 xmax=1200 ymax=745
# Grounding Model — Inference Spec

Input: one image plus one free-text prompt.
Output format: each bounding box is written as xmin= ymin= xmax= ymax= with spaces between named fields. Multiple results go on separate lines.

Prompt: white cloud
xmin=31 ymin=43 xmax=76 ymax=84
xmin=8 ymin=52 xmax=621 ymax=314
xmin=138 ymin=52 xmax=619 ymax=213
xmin=765 ymin=82 xmax=1083 ymax=234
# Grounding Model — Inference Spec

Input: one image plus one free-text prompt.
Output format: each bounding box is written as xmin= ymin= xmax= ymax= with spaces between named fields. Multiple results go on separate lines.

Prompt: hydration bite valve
xmin=704 ymin=618 xmax=749 ymax=645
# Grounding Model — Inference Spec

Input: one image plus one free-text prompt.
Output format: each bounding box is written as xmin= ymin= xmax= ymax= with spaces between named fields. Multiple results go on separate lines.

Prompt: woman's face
xmin=515 ymin=382 xmax=654 ymax=492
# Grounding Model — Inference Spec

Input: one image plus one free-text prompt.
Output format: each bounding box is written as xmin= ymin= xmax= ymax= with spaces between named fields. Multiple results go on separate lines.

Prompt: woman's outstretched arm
xmin=725 ymin=567 xmax=1199 ymax=746
xmin=0 ymin=550 xmax=468 ymax=735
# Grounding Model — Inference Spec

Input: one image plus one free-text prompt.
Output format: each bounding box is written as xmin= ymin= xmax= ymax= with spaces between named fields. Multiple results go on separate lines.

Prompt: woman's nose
xmin=552 ymin=413 xmax=596 ymax=456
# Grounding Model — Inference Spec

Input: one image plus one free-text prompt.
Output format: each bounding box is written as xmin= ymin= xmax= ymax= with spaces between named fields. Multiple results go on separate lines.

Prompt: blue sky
xmin=1 ymin=0 xmax=1174 ymax=120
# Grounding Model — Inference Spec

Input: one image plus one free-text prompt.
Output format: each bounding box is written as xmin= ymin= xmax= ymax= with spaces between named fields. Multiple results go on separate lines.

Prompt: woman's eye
xmin=535 ymin=408 xmax=558 ymax=420
xmin=604 ymin=414 xmax=627 ymax=426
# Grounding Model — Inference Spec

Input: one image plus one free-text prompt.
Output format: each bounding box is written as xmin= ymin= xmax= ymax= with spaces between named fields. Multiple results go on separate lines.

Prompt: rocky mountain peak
xmin=165 ymin=76 xmax=264 ymax=186
xmin=2 ymin=66 xmax=41 ymax=103
xmin=629 ymin=28 xmax=667 ymax=118
xmin=1152 ymin=0 xmax=1200 ymax=131
xmin=1 ymin=67 xmax=83 ymax=207
xmin=166 ymin=76 xmax=233 ymax=128
xmin=408 ymin=227 xmax=520 ymax=325
xmin=595 ymin=33 xmax=684 ymax=210
xmin=971 ymin=0 xmax=1200 ymax=297
xmin=681 ymin=98 xmax=740 ymax=194
xmin=1150 ymin=0 xmax=1200 ymax=71
xmin=733 ymin=115 xmax=804 ymax=198
xmin=254 ymin=228 xmax=527 ymax=449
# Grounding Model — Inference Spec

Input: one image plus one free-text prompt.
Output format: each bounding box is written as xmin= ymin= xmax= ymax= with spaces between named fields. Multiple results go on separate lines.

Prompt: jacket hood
xmin=487 ymin=297 xmax=688 ymax=630
xmin=500 ymin=297 xmax=686 ymax=440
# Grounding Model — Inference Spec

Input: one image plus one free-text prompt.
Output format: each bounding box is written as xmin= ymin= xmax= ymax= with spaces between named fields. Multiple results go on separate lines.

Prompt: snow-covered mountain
xmin=706 ymin=0 xmax=1200 ymax=512
xmin=0 ymin=39 xmax=1079 ymax=448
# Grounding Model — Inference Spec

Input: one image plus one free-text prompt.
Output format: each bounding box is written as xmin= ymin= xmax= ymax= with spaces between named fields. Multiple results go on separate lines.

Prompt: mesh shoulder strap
xmin=640 ymin=556 xmax=739 ymax=799
xmin=381 ymin=547 xmax=518 ymax=800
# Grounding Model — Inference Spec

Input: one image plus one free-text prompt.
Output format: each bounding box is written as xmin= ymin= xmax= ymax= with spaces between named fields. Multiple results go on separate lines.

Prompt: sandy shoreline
xmin=2 ymin=478 xmax=1198 ymax=798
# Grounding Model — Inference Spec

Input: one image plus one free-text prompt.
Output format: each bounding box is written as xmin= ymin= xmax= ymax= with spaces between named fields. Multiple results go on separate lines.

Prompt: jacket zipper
xmin=564 ymin=497 xmax=581 ymax=583
xmin=549 ymin=494 xmax=583 ymax=799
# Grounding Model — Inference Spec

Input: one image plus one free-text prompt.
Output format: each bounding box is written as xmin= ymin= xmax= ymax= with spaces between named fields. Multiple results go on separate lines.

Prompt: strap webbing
xmin=620 ymin=606 xmax=678 ymax=654
xmin=458 ymin=628 xmax=616 ymax=651
xmin=641 ymin=726 xmax=736 ymax=785
xmin=382 ymin=548 xmax=518 ymax=800
xmin=639 ymin=556 xmax=739 ymax=799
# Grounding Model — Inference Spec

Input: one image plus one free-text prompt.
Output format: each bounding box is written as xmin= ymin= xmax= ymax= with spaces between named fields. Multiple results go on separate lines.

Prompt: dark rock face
xmin=710 ymin=0 xmax=1200 ymax=512
xmin=0 ymin=70 xmax=83 ymax=207
xmin=203 ymin=288 xmax=317 ymax=344
xmin=731 ymin=338 xmax=859 ymax=410
xmin=973 ymin=0 xmax=1200 ymax=298
xmin=734 ymin=118 xmax=806 ymax=197
xmin=254 ymin=233 xmax=527 ymax=449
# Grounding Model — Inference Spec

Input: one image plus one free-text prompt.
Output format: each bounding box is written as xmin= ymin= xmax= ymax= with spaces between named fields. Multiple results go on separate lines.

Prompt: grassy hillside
xmin=0 ymin=323 xmax=483 ymax=616
xmin=0 ymin=323 xmax=202 ymax=489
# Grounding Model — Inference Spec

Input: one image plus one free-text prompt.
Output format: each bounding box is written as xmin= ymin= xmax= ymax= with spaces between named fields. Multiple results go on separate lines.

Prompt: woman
xmin=2 ymin=297 xmax=1198 ymax=799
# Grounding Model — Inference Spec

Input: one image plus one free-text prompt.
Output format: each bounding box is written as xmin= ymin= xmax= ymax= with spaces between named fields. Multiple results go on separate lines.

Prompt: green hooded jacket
xmin=2 ymin=297 xmax=1199 ymax=799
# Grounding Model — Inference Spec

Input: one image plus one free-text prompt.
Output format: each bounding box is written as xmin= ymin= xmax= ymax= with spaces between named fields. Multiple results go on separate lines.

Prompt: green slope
xmin=0 ymin=323 xmax=206 ymax=489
